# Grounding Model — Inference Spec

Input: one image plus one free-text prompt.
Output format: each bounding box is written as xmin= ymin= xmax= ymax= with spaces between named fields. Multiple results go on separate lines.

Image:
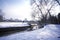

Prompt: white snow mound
xmin=0 ymin=24 xmax=60 ymax=40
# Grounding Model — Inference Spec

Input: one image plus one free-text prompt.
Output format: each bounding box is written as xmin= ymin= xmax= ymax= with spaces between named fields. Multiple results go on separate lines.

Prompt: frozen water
xmin=0 ymin=24 xmax=60 ymax=40
xmin=0 ymin=22 xmax=29 ymax=28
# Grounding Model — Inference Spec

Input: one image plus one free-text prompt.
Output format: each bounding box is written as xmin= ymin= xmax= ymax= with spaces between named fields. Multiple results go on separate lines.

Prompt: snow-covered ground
xmin=0 ymin=22 xmax=29 ymax=28
xmin=0 ymin=24 xmax=60 ymax=40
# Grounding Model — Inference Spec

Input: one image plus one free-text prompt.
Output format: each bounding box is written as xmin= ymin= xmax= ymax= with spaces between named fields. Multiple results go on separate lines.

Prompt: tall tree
xmin=31 ymin=0 xmax=59 ymax=24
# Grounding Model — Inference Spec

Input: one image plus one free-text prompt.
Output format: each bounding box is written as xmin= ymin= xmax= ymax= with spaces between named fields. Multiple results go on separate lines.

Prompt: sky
xmin=0 ymin=0 xmax=32 ymax=20
xmin=0 ymin=0 xmax=60 ymax=20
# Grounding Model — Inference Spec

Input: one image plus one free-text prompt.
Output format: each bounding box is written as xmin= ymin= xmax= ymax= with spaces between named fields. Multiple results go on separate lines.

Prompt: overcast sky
xmin=0 ymin=0 xmax=31 ymax=20
xmin=0 ymin=0 xmax=60 ymax=20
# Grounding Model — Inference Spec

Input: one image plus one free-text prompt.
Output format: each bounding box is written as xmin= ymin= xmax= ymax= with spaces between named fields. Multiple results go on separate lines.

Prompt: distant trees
xmin=0 ymin=9 xmax=3 ymax=22
xmin=0 ymin=15 xmax=3 ymax=22
xmin=47 ymin=15 xmax=58 ymax=24
xmin=47 ymin=13 xmax=60 ymax=24
xmin=58 ymin=13 xmax=60 ymax=24
xmin=38 ymin=13 xmax=60 ymax=24
xmin=4 ymin=18 xmax=23 ymax=22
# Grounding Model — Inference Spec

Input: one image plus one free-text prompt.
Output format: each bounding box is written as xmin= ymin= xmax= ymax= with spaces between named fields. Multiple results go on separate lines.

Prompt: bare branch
xmin=31 ymin=0 xmax=59 ymax=21
xmin=33 ymin=0 xmax=45 ymax=18
xmin=55 ymin=0 xmax=60 ymax=5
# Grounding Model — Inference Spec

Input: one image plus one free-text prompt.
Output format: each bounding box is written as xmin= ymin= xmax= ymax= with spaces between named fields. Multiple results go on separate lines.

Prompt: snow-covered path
xmin=0 ymin=24 xmax=60 ymax=40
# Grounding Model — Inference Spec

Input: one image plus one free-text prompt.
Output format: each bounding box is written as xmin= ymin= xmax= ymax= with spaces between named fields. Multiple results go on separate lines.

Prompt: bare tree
xmin=31 ymin=0 xmax=59 ymax=26
xmin=31 ymin=0 xmax=59 ymax=24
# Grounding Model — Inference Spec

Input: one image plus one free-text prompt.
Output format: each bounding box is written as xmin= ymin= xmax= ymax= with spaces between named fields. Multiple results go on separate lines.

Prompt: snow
xmin=0 ymin=22 xmax=29 ymax=28
xmin=0 ymin=24 xmax=60 ymax=40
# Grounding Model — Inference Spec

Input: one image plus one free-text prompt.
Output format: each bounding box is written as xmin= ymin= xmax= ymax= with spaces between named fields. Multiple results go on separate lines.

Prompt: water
xmin=0 ymin=22 xmax=29 ymax=28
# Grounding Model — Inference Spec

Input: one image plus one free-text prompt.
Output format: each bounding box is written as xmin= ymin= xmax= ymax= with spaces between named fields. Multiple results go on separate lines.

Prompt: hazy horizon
xmin=0 ymin=0 xmax=32 ymax=20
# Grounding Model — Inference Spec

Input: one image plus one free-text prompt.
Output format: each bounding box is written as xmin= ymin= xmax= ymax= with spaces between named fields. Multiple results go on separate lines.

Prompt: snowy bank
xmin=0 ymin=24 xmax=60 ymax=40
